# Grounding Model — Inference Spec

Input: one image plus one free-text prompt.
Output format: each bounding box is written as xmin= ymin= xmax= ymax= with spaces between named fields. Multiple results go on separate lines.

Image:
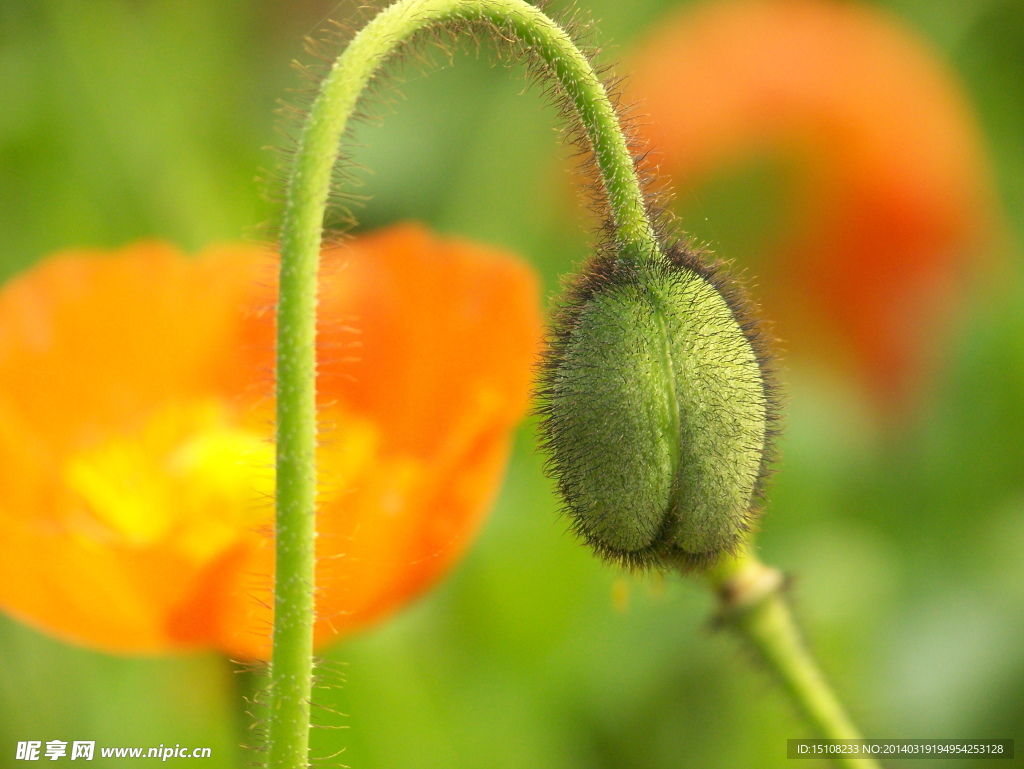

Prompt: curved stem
xmin=708 ymin=548 xmax=881 ymax=769
xmin=270 ymin=2 xmax=658 ymax=768
xmin=271 ymin=2 xmax=875 ymax=767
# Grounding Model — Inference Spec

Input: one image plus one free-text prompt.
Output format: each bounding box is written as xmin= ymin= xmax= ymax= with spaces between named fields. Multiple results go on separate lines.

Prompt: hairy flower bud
xmin=538 ymin=242 xmax=777 ymax=570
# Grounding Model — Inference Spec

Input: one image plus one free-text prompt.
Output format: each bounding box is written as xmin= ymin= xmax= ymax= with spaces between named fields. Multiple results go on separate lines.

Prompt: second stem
xmin=709 ymin=549 xmax=881 ymax=769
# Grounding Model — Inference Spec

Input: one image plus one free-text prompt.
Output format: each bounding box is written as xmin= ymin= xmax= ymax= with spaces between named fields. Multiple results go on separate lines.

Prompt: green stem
xmin=271 ymin=2 xmax=874 ymax=766
xmin=708 ymin=548 xmax=881 ymax=769
xmin=270 ymin=2 xmax=659 ymax=767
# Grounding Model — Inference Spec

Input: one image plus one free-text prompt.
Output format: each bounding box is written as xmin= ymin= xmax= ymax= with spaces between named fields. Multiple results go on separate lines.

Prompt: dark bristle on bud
xmin=536 ymin=237 xmax=780 ymax=573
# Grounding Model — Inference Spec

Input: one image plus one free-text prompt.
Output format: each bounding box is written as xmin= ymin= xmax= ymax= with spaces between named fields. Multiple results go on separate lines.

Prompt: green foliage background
xmin=1 ymin=0 xmax=1023 ymax=767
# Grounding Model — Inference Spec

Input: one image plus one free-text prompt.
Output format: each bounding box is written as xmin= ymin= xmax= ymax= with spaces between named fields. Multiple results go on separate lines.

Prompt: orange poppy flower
xmin=0 ymin=224 xmax=541 ymax=658
xmin=626 ymin=0 xmax=1000 ymax=408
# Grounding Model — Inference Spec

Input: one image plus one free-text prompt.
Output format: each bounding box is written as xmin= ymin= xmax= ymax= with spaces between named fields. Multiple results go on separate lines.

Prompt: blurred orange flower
xmin=627 ymin=0 xmax=1001 ymax=408
xmin=0 ymin=224 xmax=541 ymax=658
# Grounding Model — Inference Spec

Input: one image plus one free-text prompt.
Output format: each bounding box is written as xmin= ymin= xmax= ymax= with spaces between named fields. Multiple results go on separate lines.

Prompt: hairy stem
xmin=271 ymin=1 xmax=875 ymax=766
xmin=270 ymin=1 xmax=659 ymax=767
xmin=708 ymin=548 xmax=881 ymax=769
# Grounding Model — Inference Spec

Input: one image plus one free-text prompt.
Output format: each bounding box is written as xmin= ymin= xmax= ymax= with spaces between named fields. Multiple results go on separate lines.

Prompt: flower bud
xmin=538 ymin=243 xmax=776 ymax=570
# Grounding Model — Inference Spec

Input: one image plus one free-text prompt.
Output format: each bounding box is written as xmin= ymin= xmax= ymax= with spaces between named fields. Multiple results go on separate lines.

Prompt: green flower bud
xmin=538 ymin=242 xmax=777 ymax=571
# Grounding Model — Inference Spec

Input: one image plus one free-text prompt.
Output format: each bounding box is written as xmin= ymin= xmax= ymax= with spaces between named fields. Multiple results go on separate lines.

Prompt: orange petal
xmin=0 ymin=242 xmax=268 ymax=653
xmin=627 ymin=0 xmax=1000 ymax=408
xmin=220 ymin=225 xmax=542 ymax=657
xmin=0 ymin=228 xmax=541 ymax=658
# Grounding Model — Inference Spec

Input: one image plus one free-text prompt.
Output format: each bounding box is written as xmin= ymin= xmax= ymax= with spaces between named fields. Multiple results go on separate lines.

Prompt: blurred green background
xmin=2 ymin=0 xmax=1023 ymax=767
